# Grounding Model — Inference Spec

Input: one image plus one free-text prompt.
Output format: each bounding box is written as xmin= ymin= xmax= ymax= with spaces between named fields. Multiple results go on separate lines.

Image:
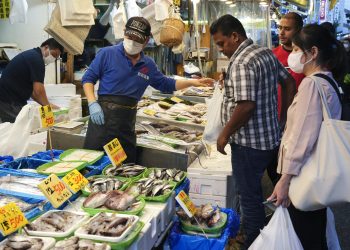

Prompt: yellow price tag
xmin=104 ymin=138 xmax=127 ymax=167
xmin=173 ymin=0 xmax=181 ymax=6
xmin=39 ymin=105 xmax=55 ymax=128
xmin=175 ymin=191 xmax=197 ymax=218
xmin=0 ymin=203 xmax=28 ymax=236
xmin=143 ymin=109 xmax=157 ymax=116
xmin=62 ymin=169 xmax=89 ymax=193
xmin=171 ymin=96 xmax=184 ymax=103
xmin=38 ymin=174 xmax=72 ymax=208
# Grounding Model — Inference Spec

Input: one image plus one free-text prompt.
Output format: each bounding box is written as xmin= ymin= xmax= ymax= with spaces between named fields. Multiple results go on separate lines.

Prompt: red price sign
xmin=0 ymin=203 xmax=28 ymax=236
xmin=39 ymin=105 xmax=55 ymax=128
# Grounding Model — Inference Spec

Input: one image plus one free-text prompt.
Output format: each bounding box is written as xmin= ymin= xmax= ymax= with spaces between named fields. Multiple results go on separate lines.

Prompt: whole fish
xmin=0 ymin=235 xmax=44 ymax=250
xmin=0 ymin=195 xmax=37 ymax=212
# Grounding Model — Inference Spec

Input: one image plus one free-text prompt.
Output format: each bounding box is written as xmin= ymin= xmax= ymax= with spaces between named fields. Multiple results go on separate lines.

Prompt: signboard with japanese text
xmin=0 ymin=203 xmax=28 ymax=236
xmin=39 ymin=105 xmax=55 ymax=128
xmin=175 ymin=191 xmax=197 ymax=218
xmin=62 ymin=169 xmax=89 ymax=193
xmin=104 ymin=138 xmax=127 ymax=167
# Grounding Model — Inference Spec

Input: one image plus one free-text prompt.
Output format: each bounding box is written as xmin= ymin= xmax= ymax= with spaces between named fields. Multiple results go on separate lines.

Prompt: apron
xmin=84 ymin=95 xmax=138 ymax=163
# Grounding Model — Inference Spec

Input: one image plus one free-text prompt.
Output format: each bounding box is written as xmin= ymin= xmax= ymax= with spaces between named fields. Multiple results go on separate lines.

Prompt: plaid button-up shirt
xmin=221 ymin=39 xmax=290 ymax=150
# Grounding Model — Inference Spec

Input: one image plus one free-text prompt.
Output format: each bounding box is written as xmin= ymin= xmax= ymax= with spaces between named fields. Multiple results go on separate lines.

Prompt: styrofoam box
xmin=189 ymin=193 xmax=232 ymax=208
xmin=137 ymin=207 xmax=159 ymax=250
xmin=49 ymin=95 xmax=81 ymax=109
xmin=68 ymin=108 xmax=82 ymax=120
xmin=188 ymin=172 xmax=231 ymax=196
xmin=145 ymin=192 xmax=176 ymax=232
xmin=26 ymin=210 xmax=89 ymax=238
xmin=45 ymin=84 xmax=76 ymax=97
xmin=0 ymin=236 xmax=56 ymax=250
xmin=129 ymin=222 xmax=152 ymax=250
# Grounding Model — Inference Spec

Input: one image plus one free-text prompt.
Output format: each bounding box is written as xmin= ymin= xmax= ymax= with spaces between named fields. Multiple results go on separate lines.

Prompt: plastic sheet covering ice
xmin=168 ymin=208 xmax=240 ymax=250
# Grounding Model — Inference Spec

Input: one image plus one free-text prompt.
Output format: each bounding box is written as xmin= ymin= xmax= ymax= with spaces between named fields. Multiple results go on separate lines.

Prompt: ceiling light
xmin=220 ymin=0 xmax=226 ymax=2
xmin=230 ymin=3 xmax=236 ymax=7
xmin=225 ymin=1 xmax=232 ymax=4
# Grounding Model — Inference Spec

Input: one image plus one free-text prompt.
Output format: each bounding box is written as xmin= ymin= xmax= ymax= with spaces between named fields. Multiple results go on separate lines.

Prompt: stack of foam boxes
xmin=187 ymin=145 xmax=235 ymax=209
xmin=45 ymin=84 xmax=82 ymax=120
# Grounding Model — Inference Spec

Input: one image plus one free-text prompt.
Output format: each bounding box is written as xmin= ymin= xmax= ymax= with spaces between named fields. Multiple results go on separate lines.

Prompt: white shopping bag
xmin=155 ymin=0 xmax=172 ymax=21
xmin=327 ymin=208 xmax=341 ymax=250
xmin=9 ymin=0 xmax=28 ymax=24
xmin=203 ymin=84 xmax=224 ymax=144
xmin=249 ymin=206 xmax=303 ymax=250
xmin=113 ymin=1 xmax=127 ymax=39
xmin=126 ymin=0 xmax=141 ymax=18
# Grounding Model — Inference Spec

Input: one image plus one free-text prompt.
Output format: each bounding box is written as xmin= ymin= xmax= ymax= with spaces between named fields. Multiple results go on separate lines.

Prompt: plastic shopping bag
xmin=126 ymin=0 xmax=141 ymax=18
xmin=203 ymin=84 xmax=224 ymax=144
xmin=113 ymin=1 xmax=127 ymax=39
xmin=9 ymin=0 xmax=28 ymax=24
xmin=249 ymin=206 xmax=303 ymax=250
xmin=155 ymin=0 xmax=172 ymax=21
xmin=327 ymin=208 xmax=341 ymax=250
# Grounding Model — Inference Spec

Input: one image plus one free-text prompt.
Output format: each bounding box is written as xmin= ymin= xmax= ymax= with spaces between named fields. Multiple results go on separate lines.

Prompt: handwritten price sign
xmin=104 ymin=138 xmax=127 ymax=167
xmin=175 ymin=191 xmax=197 ymax=218
xmin=39 ymin=105 xmax=55 ymax=128
xmin=0 ymin=203 xmax=28 ymax=236
xmin=38 ymin=174 xmax=72 ymax=208
xmin=62 ymin=169 xmax=89 ymax=193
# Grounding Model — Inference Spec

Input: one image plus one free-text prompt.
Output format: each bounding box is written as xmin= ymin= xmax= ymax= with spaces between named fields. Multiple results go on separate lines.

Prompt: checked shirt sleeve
xmin=230 ymin=63 xmax=256 ymax=102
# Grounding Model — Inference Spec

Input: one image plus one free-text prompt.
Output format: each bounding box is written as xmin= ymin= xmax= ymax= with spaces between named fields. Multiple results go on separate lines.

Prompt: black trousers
xmin=84 ymin=95 xmax=137 ymax=163
xmin=0 ymin=101 xmax=23 ymax=123
xmin=288 ymin=204 xmax=327 ymax=250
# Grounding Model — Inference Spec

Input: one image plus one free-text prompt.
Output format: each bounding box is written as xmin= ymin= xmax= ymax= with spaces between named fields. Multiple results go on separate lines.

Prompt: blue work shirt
xmin=82 ymin=43 xmax=176 ymax=100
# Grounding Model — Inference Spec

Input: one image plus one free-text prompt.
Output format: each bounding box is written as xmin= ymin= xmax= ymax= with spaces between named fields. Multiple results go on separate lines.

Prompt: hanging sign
xmin=62 ymin=169 xmax=89 ymax=194
xmin=319 ymin=0 xmax=327 ymax=21
xmin=104 ymin=138 xmax=127 ymax=167
xmin=0 ymin=203 xmax=28 ymax=236
xmin=39 ymin=105 xmax=55 ymax=128
xmin=175 ymin=191 xmax=197 ymax=218
xmin=38 ymin=174 xmax=72 ymax=208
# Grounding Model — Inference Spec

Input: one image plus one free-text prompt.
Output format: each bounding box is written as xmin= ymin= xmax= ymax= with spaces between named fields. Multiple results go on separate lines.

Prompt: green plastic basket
xmin=102 ymin=164 xmax=146 ymax=182
xmin=81 ymin=175 xmax=130 ymax=197
xmin=36 ymin=161 xmax=87 ymax=177
xmin=59 ymin=149 xmax=104 ymax=165
xmin=128 ymin=180 xmax=176 ymax=203
xmin=82 ymin=198 xmax=146 ymax=216
xmin=89 ymin=221 xmax=145 ymax=250
xmin=180 ymin=212 xmax=227 ymax=234
xmin=142 ymin=168 xmax=187 ymax=187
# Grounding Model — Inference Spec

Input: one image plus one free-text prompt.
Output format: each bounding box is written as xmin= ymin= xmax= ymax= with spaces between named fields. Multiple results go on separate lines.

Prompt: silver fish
xmin=0 ymin=195 xmax=37 ymax=212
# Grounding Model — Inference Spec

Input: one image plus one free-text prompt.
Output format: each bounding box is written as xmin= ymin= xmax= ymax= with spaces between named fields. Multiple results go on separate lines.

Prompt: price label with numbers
xmin=39 ymin=105 xmax=55 ymax=128
xmin=143 ymin=109 xmax=157 ymax=116
xmin=38 ymin=174 xmax=72 ymax=208
xmin=171 ymin=96 xmax=184 ymax=103
xmin=175 ymin=191 xmax=197 ymax=218
xmin=62 ymin=169 xmax=89 ymax=193
xmin=104 ymin=138 xmax=127 ymax=167
xmin=0 ymin=203 xmax=28 ymax=236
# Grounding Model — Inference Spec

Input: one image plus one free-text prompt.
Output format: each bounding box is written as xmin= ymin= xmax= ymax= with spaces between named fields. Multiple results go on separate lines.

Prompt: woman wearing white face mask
xmin=268 ymin=24 xmax=348 ymax=249
xmin=82 ymin=17 xmax=214 ymax=162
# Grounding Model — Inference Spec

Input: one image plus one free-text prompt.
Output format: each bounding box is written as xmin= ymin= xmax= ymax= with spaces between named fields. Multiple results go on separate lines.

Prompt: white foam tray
xmin=25 ymin=210 xmax=89 ymax=238
xmin=0 ymin=236 xmax=56 ymax=250
xmin=75 ymin=213 xmax=139 ymax=243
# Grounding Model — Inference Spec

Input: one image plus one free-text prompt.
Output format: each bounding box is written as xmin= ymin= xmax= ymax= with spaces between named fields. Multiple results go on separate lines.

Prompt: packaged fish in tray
xmin=127 ymin=178 xmax=176 ymax=202
xmin=75 ymin=212 xmax=139 ymax=243
xmin=59 ymin=149 xmax=104 ymax=165
xmin=82 ymin=175 xmax=130 ymax=196
xmin=102 ymin=164 xmax=147 ymax=181
xmin=0 ymin=235 xmax=56 ymax=250
xmin=143 ymin=168 xmax=187 ymax=187
xmin=82 ymin=190 xmax=145 ymax=216
xmin=24 ymin=210 xmax=89 ymax=240
xmin=53 ymin=236 xmax=111 ymax=250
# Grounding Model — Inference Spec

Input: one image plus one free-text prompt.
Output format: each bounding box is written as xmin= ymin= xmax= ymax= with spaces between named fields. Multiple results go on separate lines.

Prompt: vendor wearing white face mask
xmin=0 ymin=38 xmax=63 ymax=123
xmin=82 ymin=17 xmax=214 ymax=162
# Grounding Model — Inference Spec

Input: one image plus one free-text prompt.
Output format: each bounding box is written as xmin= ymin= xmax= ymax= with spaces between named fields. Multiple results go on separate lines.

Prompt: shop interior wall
xmin=0 ymin=0 xmax=51 ymax=50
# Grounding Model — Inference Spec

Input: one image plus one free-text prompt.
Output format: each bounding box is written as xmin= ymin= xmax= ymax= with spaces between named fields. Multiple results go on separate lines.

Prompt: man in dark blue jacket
xmin=83 ymin=17 xmax=213 ymax=162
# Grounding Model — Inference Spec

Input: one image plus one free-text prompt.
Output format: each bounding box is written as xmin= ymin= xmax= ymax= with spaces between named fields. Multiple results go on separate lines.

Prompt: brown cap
xmin=124 ymin=17 xmax=151 ymax=44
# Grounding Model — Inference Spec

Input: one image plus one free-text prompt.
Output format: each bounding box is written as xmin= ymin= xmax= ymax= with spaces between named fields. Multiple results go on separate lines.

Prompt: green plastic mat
xmin=180 ymin=212 xmax=227 ymax=234
xmin=142 ymin=168 xmax=187 ymax=187
xmin=82 ymin=198 xmax=145 ymax=216
xmin=36 ymin=161 xmax=87 ymax=177
xmin=181 ymin=227 xmax=222 ymax=238
xmin=90 ymin=221 xmax=144 ymax=250
xmin=59 ymin=149 xmax=104 ymax=165
xmin=128 ymin=181 xmax=176 ymax=202
xmin=82 ymin=175 xmax=130 ymax=197
xmin=102 ymin=164 xmax=146 ymax=182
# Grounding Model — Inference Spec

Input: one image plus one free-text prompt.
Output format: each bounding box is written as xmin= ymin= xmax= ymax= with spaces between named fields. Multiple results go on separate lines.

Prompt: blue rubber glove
xmin=88 ymin=101 xmax=104 ymax=125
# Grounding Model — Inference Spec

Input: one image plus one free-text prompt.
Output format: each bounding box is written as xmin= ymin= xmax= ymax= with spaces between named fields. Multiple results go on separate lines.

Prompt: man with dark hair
xmin=273 ymin=12 xmax=304 ymax=121
xmin=82 ymin=17 xmax=213 ymax=162
xmin=210 ymin=14 xmax=296 ymax=249
xmin=0 ymin=38 xmax=63 ymax=123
